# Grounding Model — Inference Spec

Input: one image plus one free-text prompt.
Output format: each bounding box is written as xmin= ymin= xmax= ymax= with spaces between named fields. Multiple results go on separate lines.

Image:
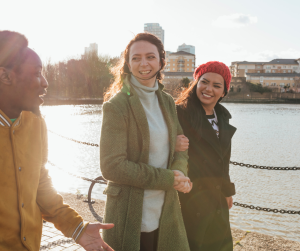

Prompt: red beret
xmin=193 ymin=61 xmax=231 ymax=92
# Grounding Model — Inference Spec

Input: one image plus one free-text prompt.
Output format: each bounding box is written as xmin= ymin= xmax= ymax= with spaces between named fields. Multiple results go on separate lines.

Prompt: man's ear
xmin=0 ymin=67 xmax=12 ymax=85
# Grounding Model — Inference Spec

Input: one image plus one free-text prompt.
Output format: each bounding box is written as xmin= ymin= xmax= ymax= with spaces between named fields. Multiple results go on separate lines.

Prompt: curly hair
xmin=104 ymin=33 xmax=166 ymax=101
xmin=0 ymin=30 xmax=28 ymax=70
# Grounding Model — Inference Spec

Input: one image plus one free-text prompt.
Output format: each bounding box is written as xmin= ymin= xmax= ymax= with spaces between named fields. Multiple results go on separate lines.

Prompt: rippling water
xmin=41 ymin=103 xmax=300 ymax=242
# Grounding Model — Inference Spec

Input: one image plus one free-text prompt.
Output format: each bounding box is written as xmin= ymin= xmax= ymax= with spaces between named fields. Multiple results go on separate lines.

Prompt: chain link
xmin=234 ymin=202 xmax=300 ymax=215
xmin=47 ymin=161 xmax=107 ymax=185
xmin=39 ymin=238 xmax=75 ymax=250
xmin=230 ymin=161 xmax=300 ymax=171
xmin=48 ymin=130 xmax=99 ymax=147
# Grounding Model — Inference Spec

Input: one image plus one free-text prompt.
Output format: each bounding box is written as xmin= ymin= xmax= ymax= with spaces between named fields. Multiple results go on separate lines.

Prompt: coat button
xmin=196 ymin=213 xmax=201 ymax=217
xmin=19 ymin=167 xmax=22 ymax=171
xmin=23 ymin=237 xmax=26 ymax=241
xmin=216 ymin=185 xmax=220 ymax=190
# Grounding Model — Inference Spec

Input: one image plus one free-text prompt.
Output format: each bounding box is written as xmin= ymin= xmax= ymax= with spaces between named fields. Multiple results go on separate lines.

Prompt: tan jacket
xmin=100 ymin=77 xmax=190 ymax=251
xmin=0 ymin=109 xmax=84 ymax=251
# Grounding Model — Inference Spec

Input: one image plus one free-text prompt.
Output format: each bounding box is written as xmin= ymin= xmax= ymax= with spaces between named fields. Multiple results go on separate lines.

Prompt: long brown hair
xmin=104 ymin=33 xmax=166 ymax=101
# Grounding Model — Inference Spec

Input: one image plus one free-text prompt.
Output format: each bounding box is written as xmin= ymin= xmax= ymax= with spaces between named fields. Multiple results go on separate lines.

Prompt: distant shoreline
xmin=43 ymin=97 xmax=300 ymax=105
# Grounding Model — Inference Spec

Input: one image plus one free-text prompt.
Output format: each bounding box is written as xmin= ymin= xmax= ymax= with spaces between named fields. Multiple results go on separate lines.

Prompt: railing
xmin=48 ymin=130 xmax=300 ymax=215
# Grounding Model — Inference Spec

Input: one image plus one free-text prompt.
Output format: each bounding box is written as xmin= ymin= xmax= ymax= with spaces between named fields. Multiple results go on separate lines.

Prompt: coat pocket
xmin=103 ymin=185 xmax=122 ymax=196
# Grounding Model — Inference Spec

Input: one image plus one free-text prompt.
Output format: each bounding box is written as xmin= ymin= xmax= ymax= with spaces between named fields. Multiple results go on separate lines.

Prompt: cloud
xmin=212 ymin=14 xmax=258 ymax=28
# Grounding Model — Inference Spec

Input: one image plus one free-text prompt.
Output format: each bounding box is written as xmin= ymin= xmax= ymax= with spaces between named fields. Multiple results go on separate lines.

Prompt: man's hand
xmin=78 ymin=223 xmax=114 ymax=251
xmin=175 ymin=135 xmax=189 ymax=152
xmin=226 ymin=196 xmax=233 ymax=209
xmin=173 ymin=171 xmax=192 ymax=193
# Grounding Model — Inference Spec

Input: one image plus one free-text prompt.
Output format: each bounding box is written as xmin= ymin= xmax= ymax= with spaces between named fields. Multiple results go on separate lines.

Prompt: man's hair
xmin=0 ymin=30 xmax=28 ymax=69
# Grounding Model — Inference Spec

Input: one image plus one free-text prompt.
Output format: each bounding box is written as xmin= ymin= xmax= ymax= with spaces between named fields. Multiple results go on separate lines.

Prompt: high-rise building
xmin=177 ymin=43 xmax=195 ymax=55
xmin=84 ymin=43 xmax=98 ymax=55
xmin=144 ymin=23 xmax=164 ymax=45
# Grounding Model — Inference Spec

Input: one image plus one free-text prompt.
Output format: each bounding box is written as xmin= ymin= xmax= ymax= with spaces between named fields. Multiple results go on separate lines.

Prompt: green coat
xmin=100 ymin=76 xmax=190 ymax=251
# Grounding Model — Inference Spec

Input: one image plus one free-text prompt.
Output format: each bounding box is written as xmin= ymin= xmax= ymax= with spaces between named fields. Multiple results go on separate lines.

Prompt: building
xmin=246 ymin=73 xmax=300 ymax=92
xmin=164 ymin=51 xmax=195 ymax=73
xmin=230 ymin=58 xmax=300 ymax=77
xmin=84 ymin=43 xmax=98 ymax=55
xmin=177 ymin=43 xmax=195 ymax=55
xmin=144 ymin=23 xmax=164 ymax=45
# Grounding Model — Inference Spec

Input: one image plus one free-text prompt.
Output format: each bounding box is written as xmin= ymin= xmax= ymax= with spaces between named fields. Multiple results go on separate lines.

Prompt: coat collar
xmin=196 ymin=103 xmax=236 ymax=158
xmin=121 ymin=75 xmax=171 ymax=163
xmin=0 ymin=109 xmax=22 ymax=128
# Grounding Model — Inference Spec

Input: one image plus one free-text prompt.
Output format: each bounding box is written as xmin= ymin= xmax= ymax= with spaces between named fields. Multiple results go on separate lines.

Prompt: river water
xmin=41 ymin=103 xmax=300 ymax=242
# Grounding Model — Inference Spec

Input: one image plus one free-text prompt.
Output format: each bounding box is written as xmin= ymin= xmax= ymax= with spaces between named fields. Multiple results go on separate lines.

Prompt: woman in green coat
xmin=100 ymin=33 xmax=192 ymax=251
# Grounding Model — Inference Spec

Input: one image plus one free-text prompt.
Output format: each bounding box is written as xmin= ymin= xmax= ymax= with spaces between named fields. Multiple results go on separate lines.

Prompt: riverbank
xmin=60 ymin=192 xmax=300 ymax=250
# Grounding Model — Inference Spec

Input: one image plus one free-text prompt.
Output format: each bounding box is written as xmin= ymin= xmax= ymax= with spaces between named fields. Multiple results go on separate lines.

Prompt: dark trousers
xmin=140 ymin=229 xmax=159 ymax=251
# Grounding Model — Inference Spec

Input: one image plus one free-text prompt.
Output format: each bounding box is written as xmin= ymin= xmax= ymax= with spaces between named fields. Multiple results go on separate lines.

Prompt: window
xmin=173 ymin=68 xmax=175 ymax=70
xmin=266 ymin=70 xmax=270 ymax=73
xmin=280 ymin=83 xmax=284 ymax=87
xmin=273 ymin=66 xmax=276 ymax=68
xmin=187 ymin=68 xmax=189 ymax=71
xmin=266 ymin=83 xmax=269 ymax=86
xmin=283 ymin=70 xmax=286 ymax=73
xmin=187 ymin=64 xmax=189 ymax=66
xmin=283 ymin=66 xmax=286 ymax=68
xmin=257 ymin=71 xmax=260 ymax=73
xmin=257 ymin=66 xmax=261 ymax=69
xmin=288 ymin=70 xmax=291 ymax=73
xmin=272 ymin=70 xmax=275 ymax=73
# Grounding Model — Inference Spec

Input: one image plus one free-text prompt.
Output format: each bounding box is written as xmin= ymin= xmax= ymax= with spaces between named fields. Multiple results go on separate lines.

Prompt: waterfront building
xmin=246 ymin=72 xmax=300 ymax=92
xmin=84 ymin=43 xmax=98 ymax=55
xmin=164 ymin=51 xmax=195 ymax=73
xmin=144 ymin=23 xmax=164 ymax=45
xmin=230 ymin=58 xmax=300 ymax=77
xmin=177 ymin=43 xmax=195 ymax=55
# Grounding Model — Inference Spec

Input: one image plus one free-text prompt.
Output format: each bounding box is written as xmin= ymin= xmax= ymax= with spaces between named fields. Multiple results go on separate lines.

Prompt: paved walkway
xmin=41 ymin=222 xmax=84 ymax=251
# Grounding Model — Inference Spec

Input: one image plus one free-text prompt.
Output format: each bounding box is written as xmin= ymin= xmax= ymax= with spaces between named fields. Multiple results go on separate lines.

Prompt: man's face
xmin=9 ymin=48 xmax=48 ymax=113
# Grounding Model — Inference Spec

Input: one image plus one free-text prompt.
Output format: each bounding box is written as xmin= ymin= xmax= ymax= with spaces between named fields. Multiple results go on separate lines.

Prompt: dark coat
xmin=100 ymin=76 xmax=190 ymax=251
xmin=177 ymin=102 xmax=237 ymax=251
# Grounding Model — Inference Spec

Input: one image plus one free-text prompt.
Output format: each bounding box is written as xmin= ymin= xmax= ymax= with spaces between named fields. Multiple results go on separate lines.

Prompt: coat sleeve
xmin=100 ymin=101 xmax=174 ymax=190
xmin=221 ymin=144 xmax=236 ymax=197
xmin=169 ymin=100 xmax=189 ymax=177
xmin=36 ymin=119 xmax=86 ymax=240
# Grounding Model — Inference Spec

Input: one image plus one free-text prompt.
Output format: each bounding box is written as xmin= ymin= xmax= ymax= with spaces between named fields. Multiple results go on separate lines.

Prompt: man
xmin=0 ymin=30 xmax=114 ymax=251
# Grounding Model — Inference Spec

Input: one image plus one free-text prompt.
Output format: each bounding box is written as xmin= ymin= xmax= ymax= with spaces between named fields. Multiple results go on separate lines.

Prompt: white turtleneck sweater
xmin=130 ymin=75 xmax=170 ymax=233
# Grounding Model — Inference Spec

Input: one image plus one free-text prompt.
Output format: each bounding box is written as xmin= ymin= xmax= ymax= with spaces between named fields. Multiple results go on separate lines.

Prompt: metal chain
xmin=48 ymin=130 xmax=300 ymax=171
xmin=233 ymin=202 xmax=300 ymax=215
xmin=48 ymin=130 xmax=99 ymax=147
xmin=40 ymin=238 xmax=75 ymax=250
xmin=47 ymin=161 xmax=107 ymax=185
xmin=48 ymin=161 xmax=300 ymax=216
xmin=230 ymin=161 xmax=300 ymax=171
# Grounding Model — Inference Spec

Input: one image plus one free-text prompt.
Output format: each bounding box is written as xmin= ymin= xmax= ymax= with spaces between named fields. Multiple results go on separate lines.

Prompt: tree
xmin=181 ymin=77 xmax=190 ymax=89
xmin=246 ymin=82 xmax=272 ymax=94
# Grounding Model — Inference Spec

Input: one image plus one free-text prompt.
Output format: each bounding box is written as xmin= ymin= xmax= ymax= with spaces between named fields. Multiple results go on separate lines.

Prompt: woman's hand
xmin=172 ymin=171 xmax=193 ymax=193
xmin=175 ymin=135 xmax=189 ymax=152
xmin=226 ymin=196 xmax=233 ymax=209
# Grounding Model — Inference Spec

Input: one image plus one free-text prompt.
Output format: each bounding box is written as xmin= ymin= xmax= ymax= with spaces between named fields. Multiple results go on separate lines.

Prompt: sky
xmin=2 ymin=0 xmax=300 ymax=66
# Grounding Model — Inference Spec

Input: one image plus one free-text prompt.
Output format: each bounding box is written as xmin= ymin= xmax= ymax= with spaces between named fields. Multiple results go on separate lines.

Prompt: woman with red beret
xmin=175 ymin=61 xmax=236 ymax=251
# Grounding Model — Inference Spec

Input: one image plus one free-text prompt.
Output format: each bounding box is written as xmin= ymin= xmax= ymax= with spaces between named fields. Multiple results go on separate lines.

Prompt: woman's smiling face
xmin=196 ymin=72 xmax=225 ymax=110
xmin=127 ymin=40 xmax=161 ymax=87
